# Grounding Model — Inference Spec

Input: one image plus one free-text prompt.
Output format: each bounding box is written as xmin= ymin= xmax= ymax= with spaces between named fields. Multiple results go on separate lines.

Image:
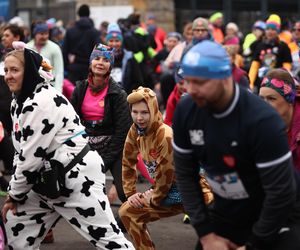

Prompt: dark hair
xmin=127 ymin=13 xmax=140 ymax=26
xmin=77 ymin=4 xmax=90 ymax=17
xmin=4 ymin=24 xmax=25 ymax=42
xmin=266 ymin=68 xmax=295 ymax=87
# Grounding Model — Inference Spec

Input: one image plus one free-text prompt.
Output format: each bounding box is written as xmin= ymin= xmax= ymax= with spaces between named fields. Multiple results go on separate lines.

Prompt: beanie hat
xmin=266 ymin=14 xmax=281 ymax=32
xmin=33 ymin=23 xmax=49 ymax=36
xmin=261 ymin=75 xmax=296 ymax=104
xmin=209 ymin=12 xmax=223 ymax=23
xmin=181 ymin=40 xmax=231 ymax=79
xmin=77 ymin=4 xmax=90 ymax=17
xmin=89 ymin=43 xmax=114 ymax=65
xmin=106 ymin=23 xmax=123 ymax=42
xmin=253 ymin=20 xmax=266 ymax=31
xmin=167 ymin=32 xmax=182 ymax=41
xmin=192 ymin=17 xmax=210 ymax=30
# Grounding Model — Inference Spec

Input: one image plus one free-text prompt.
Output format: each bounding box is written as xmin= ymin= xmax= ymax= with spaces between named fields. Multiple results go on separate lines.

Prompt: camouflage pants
xmin=119 ymin=202 xmax=184 ymax=250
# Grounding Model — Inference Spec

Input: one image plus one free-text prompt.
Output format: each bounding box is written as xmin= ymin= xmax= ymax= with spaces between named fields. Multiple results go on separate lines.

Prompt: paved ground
xmin=0 ymin=168 xmax=197 ymax=250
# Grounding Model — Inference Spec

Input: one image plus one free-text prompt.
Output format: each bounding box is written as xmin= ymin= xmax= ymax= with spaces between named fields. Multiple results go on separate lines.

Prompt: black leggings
xmin=0 ymin=132 xmax=14 ymax=173
xmin=106 ymin=157 xmax=127 ymax=203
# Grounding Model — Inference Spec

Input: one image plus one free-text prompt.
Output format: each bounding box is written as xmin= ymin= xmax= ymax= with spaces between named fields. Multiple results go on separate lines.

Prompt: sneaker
xmin=182 ymin=214 xmax=190 ymax=224
xmin=42 ymin=229 xmax=54 ymax=244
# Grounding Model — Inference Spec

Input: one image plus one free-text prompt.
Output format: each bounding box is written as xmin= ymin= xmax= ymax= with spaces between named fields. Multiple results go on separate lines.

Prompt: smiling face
xmin=131 ymin=101 xmax=151 ymax=129
xmin=107 ymin=37 xmax=122 ymax=50
xmin=91 ymin=56 xmax=111 ymax=77
xmin=4 ymin=54 xmax=24 ymax=94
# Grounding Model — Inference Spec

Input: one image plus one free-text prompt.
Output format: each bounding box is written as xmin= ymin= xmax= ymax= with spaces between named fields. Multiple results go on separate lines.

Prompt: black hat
xmin=77 ymin=4 xmax=90 ymax=17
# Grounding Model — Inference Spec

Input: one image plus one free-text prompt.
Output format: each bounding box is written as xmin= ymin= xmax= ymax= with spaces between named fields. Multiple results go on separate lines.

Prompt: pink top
xmin=81 ymin=85 xmax=109 ymax=121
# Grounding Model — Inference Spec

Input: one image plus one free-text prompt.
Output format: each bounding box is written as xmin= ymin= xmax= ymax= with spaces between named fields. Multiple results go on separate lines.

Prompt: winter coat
xmin=71 ymin=77 xmax=132 ymax=166
xmin=63 ymin=17 xmax=100 ymax=77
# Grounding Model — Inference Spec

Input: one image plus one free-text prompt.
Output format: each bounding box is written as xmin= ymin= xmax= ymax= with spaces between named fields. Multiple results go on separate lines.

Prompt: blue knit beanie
xmin=181 ymin=41 xmax=231 ymax=79
xmin=33 ymin=23 xmax=49 ymax=36
xmin=106 ymin=23 xmax=123 ymax=42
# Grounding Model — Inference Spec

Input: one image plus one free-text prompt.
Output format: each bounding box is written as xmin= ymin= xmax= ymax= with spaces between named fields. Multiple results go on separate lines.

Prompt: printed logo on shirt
xmin=98 ymin=100 xmax=105 ymax=108
xmin=189 ymin=130 xmax=205 ymax=145
xmin=206 ymin=172 xmax=249 ymax=200
xmin=15 ymin=122 xmax=19 ymax=132
xmin=183 ymin=52 xmax=200 ymax=66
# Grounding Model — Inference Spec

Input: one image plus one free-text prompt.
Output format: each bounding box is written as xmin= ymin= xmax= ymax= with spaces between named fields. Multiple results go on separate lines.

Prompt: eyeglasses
xmin=293 ymin=28 xmax=300 ymax=32
xmin=193 ymin=28 xmax=208 ymax=33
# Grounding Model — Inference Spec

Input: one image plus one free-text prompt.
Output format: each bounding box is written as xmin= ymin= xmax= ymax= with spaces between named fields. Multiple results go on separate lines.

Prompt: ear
xmin=12 ymin=41 xmax=26 ymax=51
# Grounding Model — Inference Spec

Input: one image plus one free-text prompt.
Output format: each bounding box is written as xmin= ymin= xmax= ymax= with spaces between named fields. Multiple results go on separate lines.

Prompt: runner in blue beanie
xmin=174 ymin=40 xmax=300 ymax=250
xmin=181 ymin=40 xmax=231 ymax=79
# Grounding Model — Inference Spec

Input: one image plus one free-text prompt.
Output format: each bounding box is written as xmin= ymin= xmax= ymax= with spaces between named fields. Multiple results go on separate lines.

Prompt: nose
xmin=136 ymin=113 xmax=143 ymax=121
xmin=187 ymin=82 xmax=199 ymax=96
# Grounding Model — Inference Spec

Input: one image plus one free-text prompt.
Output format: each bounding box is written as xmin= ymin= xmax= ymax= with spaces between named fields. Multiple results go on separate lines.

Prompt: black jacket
xmin=63 ymin=17 xmax=100 ymax=75
xmin=0 ymin=76 xmax=12 ymax=132
xmin=71 ymin=77 xmax=132 ymax=166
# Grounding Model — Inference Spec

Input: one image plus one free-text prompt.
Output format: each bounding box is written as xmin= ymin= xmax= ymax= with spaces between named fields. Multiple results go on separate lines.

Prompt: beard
xmin=193 ymin=84 xmax=227 ymax=113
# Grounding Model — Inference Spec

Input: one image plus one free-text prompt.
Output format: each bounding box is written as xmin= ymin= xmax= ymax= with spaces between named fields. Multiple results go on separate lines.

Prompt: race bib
xmin=206 ymin=172 xmax=249 ymax=200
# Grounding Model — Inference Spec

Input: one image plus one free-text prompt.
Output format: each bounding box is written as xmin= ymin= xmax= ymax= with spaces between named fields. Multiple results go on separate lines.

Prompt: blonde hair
xmin=5 ymin=50 xmax=25 ymax=66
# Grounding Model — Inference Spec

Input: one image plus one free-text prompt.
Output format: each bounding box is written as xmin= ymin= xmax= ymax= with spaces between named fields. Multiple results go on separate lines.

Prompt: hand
xmin=142 ymin=189 xmax=153 ymax=205
xmin=2 ymin=198 xmax=17 ymax=223
xmin=236 ymin=247 xmax=246 ymax=250
xmin=107 ymin=184 xmax=118 ymax=204
xmin=127 ymin=192 xmax=144 ymax=208
xmin=200 ymin=233 xmax=238 ymax=250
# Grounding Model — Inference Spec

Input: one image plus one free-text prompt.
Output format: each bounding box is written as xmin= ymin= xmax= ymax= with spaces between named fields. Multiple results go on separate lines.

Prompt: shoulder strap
xmin=64 ymin=144 xmax=90 ymax=173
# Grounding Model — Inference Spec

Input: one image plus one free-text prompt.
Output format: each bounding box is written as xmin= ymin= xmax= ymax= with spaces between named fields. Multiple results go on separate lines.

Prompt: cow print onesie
xmin=5 ymin=82 xmax=134 ymax=250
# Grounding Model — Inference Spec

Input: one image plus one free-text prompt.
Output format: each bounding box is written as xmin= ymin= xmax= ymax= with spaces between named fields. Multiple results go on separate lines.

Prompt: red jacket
xmin=164 ymin=85 xmax=181 ymax=126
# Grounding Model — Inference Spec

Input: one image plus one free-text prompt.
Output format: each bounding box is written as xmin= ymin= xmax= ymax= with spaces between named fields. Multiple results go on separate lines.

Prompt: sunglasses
xmin=293 ymin=28 xmax=300 ymax=32
xmin=193 ymin=28 xmax=208 ymax=33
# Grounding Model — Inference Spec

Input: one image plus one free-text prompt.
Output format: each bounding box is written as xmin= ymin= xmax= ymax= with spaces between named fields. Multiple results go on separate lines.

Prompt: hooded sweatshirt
xmin=122 ymin=87 xmax=174 ymax=207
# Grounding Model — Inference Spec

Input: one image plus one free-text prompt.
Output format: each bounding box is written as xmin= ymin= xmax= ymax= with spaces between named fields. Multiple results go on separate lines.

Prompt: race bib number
xmin=206 ymin=172 xmax=249 ymax=200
